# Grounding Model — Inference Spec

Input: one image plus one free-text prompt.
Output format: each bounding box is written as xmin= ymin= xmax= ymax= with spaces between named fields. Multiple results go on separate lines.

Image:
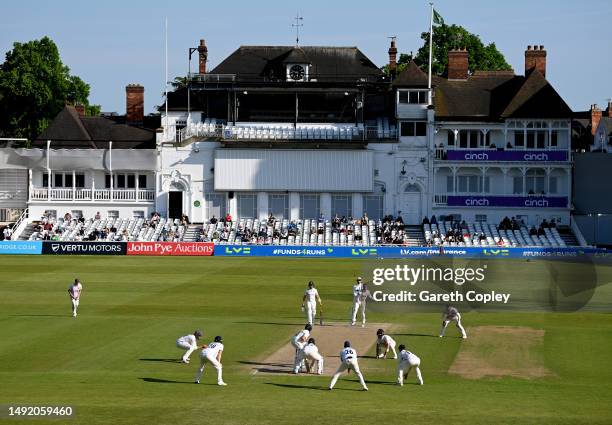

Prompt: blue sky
xmin=1 ymin=0 xmax=610 ymax=114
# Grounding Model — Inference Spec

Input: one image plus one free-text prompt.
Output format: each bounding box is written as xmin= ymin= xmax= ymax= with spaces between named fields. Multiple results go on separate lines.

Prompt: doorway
xmin=399 ymin=183 xmax=422 ymax=225
xmin=168 ymin=191 xmax=183 ymax=219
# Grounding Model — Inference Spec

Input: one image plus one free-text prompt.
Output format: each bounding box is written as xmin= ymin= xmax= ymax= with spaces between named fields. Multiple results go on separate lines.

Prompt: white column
xmin=289 ymin=192 xmax=300 ymax=221
xmin=228 ymin=195 xmax=238 ymax=220
xmin=522 ymin=168 xmax=527 ymax=195
xmin=320 ymin=193 xmax=331 ymax=220
xmin=352 ymin=193 xmax=363 ymax=218
xmin=502 ymin=168 xmax=507 ymax=195
xmin=257 ymin=192 xmax=268 ymax=221
xmin=28 ymin=169 xmax=33 ymax=202
xmin=481 ymin=167 xmax=486 ymax=194
xmin=546 ymin=168 xmax=550 ymax=194
xmin=565 ymin=168 xmax=571 ymax=208
xmin=72 ymin=170 xmax=76 ymax=201
xmin=91 ymin=171 xmax=95 ymax=202
xmin=452 ymin=167 xmax=457 ymax=195
xmin=135 ymin=173 xmax=139 ymax=201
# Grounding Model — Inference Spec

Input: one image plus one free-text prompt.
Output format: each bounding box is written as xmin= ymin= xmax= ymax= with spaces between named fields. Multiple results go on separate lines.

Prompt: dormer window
xmin=286 ymin=63 xmax=308 ymax=81
xmin=398 ymin=90 xmax=428 ymax=104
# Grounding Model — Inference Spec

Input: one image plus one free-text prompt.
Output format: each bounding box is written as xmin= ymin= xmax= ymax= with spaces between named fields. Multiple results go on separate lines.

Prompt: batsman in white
xmin=293 ymin=337 xmax=324 ymax=375
xmin=396 ymin=344 xmax=423 ymax=386
xmin=329 ymin=341 xmax=368 ymax=391
xmin=302 ymin=281 xmax=322 ymax=326
xmin=376 ymin=328 xmax=398 ymax=359
xmin=350 ymin=277 xmax=364 ymax=326
xmin=439 ymin=304 xmax=467 ymax=339
xmin=291 ymin=324 xmax=312 ymax=372
xmin=67 ymin=278 xmax=83 ymax=317
xmin=176 ymin=330 xmax=203 ymax=363
xmin=195 ymin=335 xmax=227 ymax=386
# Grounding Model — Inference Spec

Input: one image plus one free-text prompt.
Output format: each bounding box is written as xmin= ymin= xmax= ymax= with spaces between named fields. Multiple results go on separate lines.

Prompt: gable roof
xmin=392 ymin=61 xmax=429 ymax=87
xmin=34 ymin=106 xmax=156 ymax=149
xmin=211 ymin=46 xmax=383 ymax=82
xmin=434 ymin=69 xmax=572 ymax=121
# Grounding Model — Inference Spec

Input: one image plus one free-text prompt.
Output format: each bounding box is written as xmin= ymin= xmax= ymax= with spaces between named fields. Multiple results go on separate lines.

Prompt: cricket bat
xmin=319 ymin=306 xmax=324 ymax=326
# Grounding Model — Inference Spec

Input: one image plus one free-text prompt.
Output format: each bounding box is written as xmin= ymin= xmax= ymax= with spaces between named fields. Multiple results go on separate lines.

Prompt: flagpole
xmin=164 ymin=17 xmax=169 ymax=138
xmin=428 ymin=2 xmax=434 ymax=104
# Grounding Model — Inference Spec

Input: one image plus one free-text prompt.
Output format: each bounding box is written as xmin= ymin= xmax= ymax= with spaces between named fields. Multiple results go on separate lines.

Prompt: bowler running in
xmin=397 ymin=344 xmax=423 ymax=386
xmin=376 ymin=328 xmax=398 ymax=359
xmin=329 ymin=341 xmax=368 ymax=391
xmin=293 ymin=338 xmax=324 ymax=375
xmin=350 ymin=278 xmax=372 ymax=327
xmin=68 ymin=278 xmax=83 ymax=317
xmin=439 ymin=305 xmax=467 ymax=339
xmin=302 ymin=281 xmax=322 ymax=326
xmin=195 ymin=336 xmax=227 ymax=386
xmin=176 ymin=330 xmax=203 ymax=363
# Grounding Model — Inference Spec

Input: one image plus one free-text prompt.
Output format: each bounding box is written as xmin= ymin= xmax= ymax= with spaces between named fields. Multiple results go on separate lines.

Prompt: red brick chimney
xmin=388 ymin=38 xmax=398 ymax=77
xmin=525 ymin=45 xmax=547 ymax=77
xmin=447 ymin=48 xmax=468 ymax=80
xmin=198 ymin=39 xmax=208 ymax=74
xmin=605 ymin=100 xmax=612 ymax=117
xmin=591 ymin=104 xmax=602 ymax=136
xmin=74 ymin=103 xmax=85 ymax=117
xmin=126 ymin=84 xmax=144 ymax=124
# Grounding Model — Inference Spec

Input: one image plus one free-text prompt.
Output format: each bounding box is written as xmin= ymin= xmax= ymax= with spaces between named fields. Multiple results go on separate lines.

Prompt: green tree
xmin=383 ymin=23 xmax=511 ymax=77
xmin=0 ymin=37 xmax=101 ymax=145
xmin=413 ymin=24 xmax=511 ymax=76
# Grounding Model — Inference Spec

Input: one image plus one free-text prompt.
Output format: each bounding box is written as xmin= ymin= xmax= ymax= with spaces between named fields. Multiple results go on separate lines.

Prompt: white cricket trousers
xmin=195 ymin=351 xmax=224 ymax=384
xmin=293 ymin=348 xmax=324 ymax=374
xmin=329 ymin=359 xmax=367 ymax=390
xmin=305 ymin=301 xmax=316 ymax=325
xmin=397 ymin=355 xmax=423 ymax=385
xmin=177 ymin=341 xmax=197 ymax=362
xmin=380 ymin=340 xmax=398 ymax=359
xmin=351 ymin=301 xmax=366 ymax=324
xmin=71 ymin=298 xmax=80 ymax=316
xmin=291 ymin=339 xmax=306 ymax=371
xmin=440 ymin=313 xmax=467 ymax=338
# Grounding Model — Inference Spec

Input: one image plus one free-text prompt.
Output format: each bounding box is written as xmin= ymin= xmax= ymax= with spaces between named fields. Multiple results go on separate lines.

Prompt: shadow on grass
xmin=10 ymin=314 xmax=67 ymax=317
xmin=233 ymin=321 xmax=303 ymax=327
xmin=139 ymin=358 xmax=183 ymax=363
xmin=393 ymin=333 xmax=454 ymax=338
xmin=238 ymin=360 xmax=292 ymax=374
xmin=140 ymin=377 xmax=217 ymax=385
xmin=264 ymin=382 xmax=331 ymax=391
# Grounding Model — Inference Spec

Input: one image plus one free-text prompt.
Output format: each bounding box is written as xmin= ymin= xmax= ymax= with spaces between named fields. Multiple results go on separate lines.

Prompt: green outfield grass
xmin=1 ymin=256 xmax=611 ymax=425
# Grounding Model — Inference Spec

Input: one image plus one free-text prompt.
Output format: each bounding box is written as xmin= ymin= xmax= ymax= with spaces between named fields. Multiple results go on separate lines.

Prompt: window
xmin=363 ymin=195 xmax=383 ymax=221
xmin=398 ymin=90 xmax=428 ymax=104
xmin=54 ymin=174 xmax=64 ymax=187
xmin=400 ymin=122 xmax=426 ymax=137
xmin=456 ymin=175 xmax=489 ymax=193
xmin=475 ymin=214 xmax=487 ymax=222
xmin=550 ymin=131 xmax=558 ymax=147
xmin=205 ymin=193 xmax=227 ymax=220
xmin=133 ymin=211 xmax=145 ymax=218
xmin=300 ymin=194 xmax=320 ymax=219
xmin=331 ymin=195 xmax=352 ymax=218
xmin=459 ymin=130 xmax=468 ymax=148
xmin=514 ymin=132 xmax=524 ymax=147
xmin=446 ymin=176 xmax=454 ymax=192
xmin=117 ymin=174 xmax=126 ymax=188
xmin=44 ymin=209 xmax=57 ymax=219
xmin=138 ymin=175 xmax=147 ymax=189
xmin=75 ymin=174 xmax=85 ymax=188
xmin=108 ymin=210 xmax=119 ymax=218
xmin=43 ymin=173 xmax=49 ymax=187
xmin=536 ymin=131 xmax=546 ymax=149
xmin=71 ymin=210 xmax=83 ymax=219
xmin=549 ymin=176 xmax=558 ymax=194
xmin=447 ymin=131 xmax=455 ymax=146
xmin=105 ymin=174 xmax=111 ymax=189
xmin=526 ymin=170 xmax=546 ymax=194
xmin=127 ymin=174 xmax=136 ymax=189
xmin=513 ymin=176 xmax=523 ymax=194
xmin=268 ymin=194 xmax=289 ymax=219
xmin=64 ymin=174 xmax=73 ymax=188
xmin=237 ymin=193 xmax=257 ymax=219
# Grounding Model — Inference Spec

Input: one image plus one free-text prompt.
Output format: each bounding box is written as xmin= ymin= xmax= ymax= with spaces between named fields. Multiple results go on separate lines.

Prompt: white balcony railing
xmin=30 ymin=188 xmax=155 ymax=203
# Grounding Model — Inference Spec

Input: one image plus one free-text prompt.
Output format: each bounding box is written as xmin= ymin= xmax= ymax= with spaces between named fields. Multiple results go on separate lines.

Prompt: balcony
xmin=161 ymin=121 xmax=398 ymax=144
xmin=30 ymin=188 xmax=155 ymax=203
xmin=433 ymin=193 xmax=569 ymax=208
xmin=434 ymin=147 xmax=569 ymax=162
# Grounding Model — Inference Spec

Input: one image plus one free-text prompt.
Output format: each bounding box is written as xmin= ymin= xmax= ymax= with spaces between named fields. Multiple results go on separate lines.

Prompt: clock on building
xmin=289 ymin=64 xmax=305 ymax=81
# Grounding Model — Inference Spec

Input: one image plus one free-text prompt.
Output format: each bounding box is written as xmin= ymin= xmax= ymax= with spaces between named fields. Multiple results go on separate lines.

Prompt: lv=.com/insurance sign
xmin=127 ymin=242 xmax=214 ymax=256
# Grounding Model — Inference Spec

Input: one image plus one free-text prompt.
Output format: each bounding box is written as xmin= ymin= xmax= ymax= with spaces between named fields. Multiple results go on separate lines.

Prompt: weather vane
xmin=292 ymin=13 xmax=303 ymax=46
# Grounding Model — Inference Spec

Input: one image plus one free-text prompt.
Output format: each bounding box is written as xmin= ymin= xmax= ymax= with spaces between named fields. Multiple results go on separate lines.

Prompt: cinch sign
xmin=446 ymin=150 xmax=568 ymax=162
xmin=447 ymin=195 xmax=568 ymax=208
xmin=127 ymin=242 xmax=214 ymax=256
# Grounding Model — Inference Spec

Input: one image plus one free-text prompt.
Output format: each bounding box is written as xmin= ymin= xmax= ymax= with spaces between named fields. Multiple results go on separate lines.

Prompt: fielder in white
xmin=291 ymin=324 xmax=312 ymax=372
xmin=376 ymin=328 xmax=397 ymax=359
xmin=302 ymin=281 xmax=322 ymax=326
xmin=67 ymin=279 xmax=83 ymax=317
xmin=329 ymin=341 xmax=368 ymax=391
xmin=293 ymin=338 xmax=324 ymax=375
xmin=195 ymin=335 xmax=227 ymax=386
xmin=350 ymin=277 xmax=365 ymax=326
xmin=176 ymin=330 xmax=203 ymax=363
xmin=397 ymin=344 xmax=423 ymax=386
xmin=439 ymin=305 xmax=467 ymax=339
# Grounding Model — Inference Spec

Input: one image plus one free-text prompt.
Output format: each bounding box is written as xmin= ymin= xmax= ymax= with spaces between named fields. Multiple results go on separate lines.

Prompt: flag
xmin=433 ymin=9 xmax=444 ymax=26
